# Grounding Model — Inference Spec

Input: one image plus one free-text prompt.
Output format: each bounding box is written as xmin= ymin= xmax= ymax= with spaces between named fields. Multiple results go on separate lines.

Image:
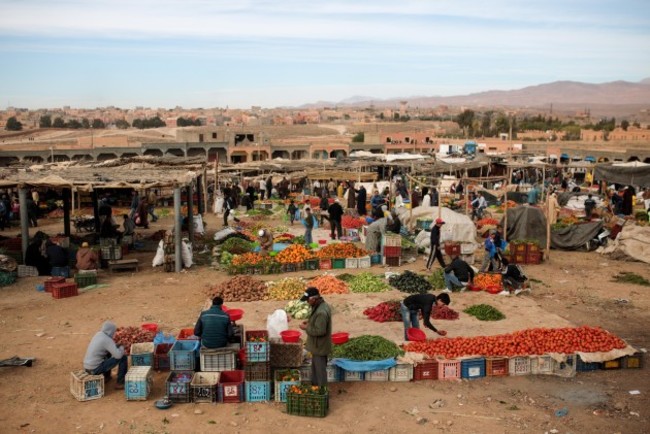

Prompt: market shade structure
xmin=500 ymin=206 xmax=548 ymax=249
xmin=593 ymin=162 xmax=650 ymax=187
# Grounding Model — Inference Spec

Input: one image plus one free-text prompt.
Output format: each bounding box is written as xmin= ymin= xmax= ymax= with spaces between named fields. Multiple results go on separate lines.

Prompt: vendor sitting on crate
xmin=83 ymin=320 xmax=127 ymax=389
xmin=443 ymin=255 xmax=475 ymax=293
xmin=45 ymin=239 xmax=68 ymax=274
xmin=193 ymin=296 xmax=233 ymax=349
xmin=76 ymin=242 xmax=99 ymax=271
xmin=499 ymin=258 xmax=528 ymax=296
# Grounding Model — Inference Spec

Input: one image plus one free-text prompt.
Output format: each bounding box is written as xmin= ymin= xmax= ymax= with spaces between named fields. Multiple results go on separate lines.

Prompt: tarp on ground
xmin=501 ymin=206 xmax=547 ymax=247
xmin=597 ymin=225 xmax=650 ymax=264
xmin=594 ymin=163 xmax=650 ymax=187
xmin=551 ymin=221 xmax=603 ymax=250
xmin=400 ymin=206 xmax=477 ymax=243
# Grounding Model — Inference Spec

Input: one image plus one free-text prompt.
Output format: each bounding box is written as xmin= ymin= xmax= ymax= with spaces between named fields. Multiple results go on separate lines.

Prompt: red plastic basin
xmin=280 ymin=330 xmax=302 ymax=343
xmin=407 ymin=327 xmax=426 ymax=342
xmin=331 ymin=332 xmax=349 ymax=345
xmin=226 ymin=308 xmax=244 ymax=322
xmin=141 ymin=323 xmax=158 ymax=333
xmin=222 ymin=305 xmax=230 ymax=311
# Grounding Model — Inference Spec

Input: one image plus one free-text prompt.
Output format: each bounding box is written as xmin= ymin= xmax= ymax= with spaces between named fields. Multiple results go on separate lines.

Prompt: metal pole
xmin=187 ymin=184 xmax=194 ymax=246
xmin=174 ymin=187 xmax=182 ymax=272
xmin=504 ymin=169 xmax=511 ymax=243
xmin=546 ymin=193 xmax=552 ymax=261
xmin=19 ymin=188 xmax=29 ymax=263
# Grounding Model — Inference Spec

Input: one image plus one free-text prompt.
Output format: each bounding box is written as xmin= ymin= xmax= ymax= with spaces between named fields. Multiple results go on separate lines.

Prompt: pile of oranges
xmin=276 ymin=244 xmax=314 ymax=264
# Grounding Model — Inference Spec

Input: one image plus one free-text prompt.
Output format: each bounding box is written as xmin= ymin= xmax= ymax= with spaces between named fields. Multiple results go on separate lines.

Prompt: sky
xmin=0 ymin=0 xmax=648 ymax=109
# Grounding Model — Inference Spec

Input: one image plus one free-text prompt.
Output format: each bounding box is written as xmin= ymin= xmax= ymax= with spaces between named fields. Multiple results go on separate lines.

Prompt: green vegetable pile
xmin=335 ymin=273 xmax=356 ymax=283
xmin=348 ymin=272 xmax=390 ymax=293
xmin=612 ymin=272 xmax=650 ymax=287
xmin=219 ymin=251 xmax=234 ymax=266
xmin=463 ymin=304 xmax=505 ymax=321
xmin=222 ymin=237 xmax=254 ymax=254
xmin=427 ymin=269 xmax=445 ymax=290
xmin=331 ymin=335 xmax=404 ymax=361
xmin=389 ymin=271 xmax=432 ymax=294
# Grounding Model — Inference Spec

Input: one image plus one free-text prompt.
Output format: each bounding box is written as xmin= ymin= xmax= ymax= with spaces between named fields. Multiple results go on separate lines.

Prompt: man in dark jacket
xmin=443 ymin=255 xmax=475 ymax=292
xmin=299 ymin=287 xmax=332 ymax=387
xmin=401 ymin=293 xmax=450 ymax=341
xmin=425 ymin=218 xmax=446 ymax=270
xmin=46 ymin=240 xmax=68 ymax=270
xmin=327 ymin=198 xmax=344 ymax=240
xmin=194 ymin=296 xmax=233 ymax=349
xmin=356 ymin=185 xmax=367 ymax=216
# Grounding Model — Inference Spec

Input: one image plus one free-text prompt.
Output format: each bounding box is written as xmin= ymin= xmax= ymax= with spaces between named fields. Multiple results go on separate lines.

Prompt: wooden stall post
xmin=174 ymin=186 xmax=182 ymax=273
xmin=63 ymin=188 xmax=71 ymax=237
xmin=546 ymin=193 xmax=552 ymax=261
xmin=19 ymin=187 xmax=29 ymax=262
xmin=503 ymin=169 xmax=511 ymax=243
xmin=187 ymin=183 xmax=194 ymax=245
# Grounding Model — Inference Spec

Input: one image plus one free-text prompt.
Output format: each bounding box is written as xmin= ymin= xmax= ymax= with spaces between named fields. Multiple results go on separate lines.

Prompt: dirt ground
xmin=0 ymin=211 xmax=648 ymax=434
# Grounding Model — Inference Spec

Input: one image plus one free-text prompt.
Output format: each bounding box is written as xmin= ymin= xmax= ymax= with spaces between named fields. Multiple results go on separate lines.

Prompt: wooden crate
xmin=70 ymin=371 xmax=104 ymax=402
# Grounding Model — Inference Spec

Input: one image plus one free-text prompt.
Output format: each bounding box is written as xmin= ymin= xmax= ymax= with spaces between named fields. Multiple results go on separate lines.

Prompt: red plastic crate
xmin=432 ymin=359 xmax=461 ymax=380
xmin=382 ymin=246 xmax=401 ymax=258
xmin=177 ymin=328 xmax=199 ymax=340
xmin=527 ymin=243 xmax=540 ymax=254
xmin=486 ymin=357 xmax=509 ymax=377
xmin=153 ymin=343 xmax=173 ymax=371
xmin=319 ymin=259 xmax=332 ymax=270
xmin=383 ymin=256 xmax=401 ymax=267
xmin=217 ymin=370 xmax=245 ymax=403
xmin=513 ymin=243 xmax=527 ymax=254
xmin=514 ymin=253 xmax=526 ymax=264
xmin=44 ymin=277 xmax=66 ymax=293
xmin=526 ymin=252 xmax=541 ymax=265
xmin=413 ymin=360 xmax=437 ymax=381
xmin=51 ymin=283 xmax=79 ymax=299
xmin=444 ymin=243 xmax=461 ymax=256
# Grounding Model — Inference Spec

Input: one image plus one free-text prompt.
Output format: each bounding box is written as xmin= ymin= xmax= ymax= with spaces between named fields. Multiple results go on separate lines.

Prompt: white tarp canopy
xmin=400 ymin=206 xmax=478 ymax=244
xmin=613 ymin=161 xmax=649 ymax=167
xmin=598 ymin=225 xmax=650 ymax=264
xmin=385 ymin=153 xmax=429 ymax=162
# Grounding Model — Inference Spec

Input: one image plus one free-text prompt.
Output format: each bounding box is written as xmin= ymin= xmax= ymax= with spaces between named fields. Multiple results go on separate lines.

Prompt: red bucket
xmin=332 ymin=332 xmax=349 ymax=345
xmin=280 ymin=330 xmax=301 ymax=343
xmin=407 ymin=327 xmax=426 ymax=342
xmin=141 ymin=323 xmax=158 ymax=333
xmin=227 ymin=308 xmax=244 ymax=322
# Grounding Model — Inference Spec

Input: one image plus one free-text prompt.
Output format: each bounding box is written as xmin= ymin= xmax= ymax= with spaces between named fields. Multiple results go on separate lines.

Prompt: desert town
xmin=0 ymin=102 xmax=649 ymax=434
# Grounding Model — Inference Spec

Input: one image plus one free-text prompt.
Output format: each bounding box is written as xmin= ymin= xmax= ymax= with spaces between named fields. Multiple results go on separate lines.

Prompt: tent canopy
xmin=500 ymin=206 xmax=547 ymax=248
xmin=594 ymin=163 xmax=650 ymax=187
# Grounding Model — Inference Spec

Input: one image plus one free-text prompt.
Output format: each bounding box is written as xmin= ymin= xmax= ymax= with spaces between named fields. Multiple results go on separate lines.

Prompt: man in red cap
xmin=426 ymin=218 xmax=446 ymax=271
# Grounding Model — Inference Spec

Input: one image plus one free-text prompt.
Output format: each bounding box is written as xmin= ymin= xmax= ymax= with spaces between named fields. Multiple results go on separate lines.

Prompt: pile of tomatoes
xmin=404 ymin=326 xmax=626 ymax=358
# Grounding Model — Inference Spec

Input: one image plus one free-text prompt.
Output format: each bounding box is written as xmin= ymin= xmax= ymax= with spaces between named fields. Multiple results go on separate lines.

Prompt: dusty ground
xmin=0 ymin=211 xmax=648 ymax=434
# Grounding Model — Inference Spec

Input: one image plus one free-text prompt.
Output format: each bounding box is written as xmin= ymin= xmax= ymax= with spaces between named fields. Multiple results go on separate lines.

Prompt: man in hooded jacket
xmin=83 ymin=321 xmax=127 ymax=389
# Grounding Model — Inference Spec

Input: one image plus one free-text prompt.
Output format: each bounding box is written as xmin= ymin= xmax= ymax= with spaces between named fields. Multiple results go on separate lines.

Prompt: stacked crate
xmin=165 ymin=339 xmax=200 ymax=403
xmin=125 ymin=366 xmax=153 ymax=401
xmin=245 ymin=330 xmax=271 ymax=402
xmin=381 ymin=234 xmax=402 ymax=267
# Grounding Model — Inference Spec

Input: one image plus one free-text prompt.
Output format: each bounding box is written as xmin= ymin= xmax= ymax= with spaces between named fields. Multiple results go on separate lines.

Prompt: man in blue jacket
xmin=194 ymin=296 xmax=233 ymax=349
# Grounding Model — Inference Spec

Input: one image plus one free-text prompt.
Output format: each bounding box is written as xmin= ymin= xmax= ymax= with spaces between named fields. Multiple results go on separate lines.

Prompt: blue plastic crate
xmin=170 ymin=340 xmax=200 ymax=371
xmin=51 ymin=266 xmax=70 ymax=278
xmin=460 ymin=358 xmax=486 ymax=380
xmin=245 ymin=381 xmax=271 ymax=402
xmin=370 ymin=254 xmax=383 ymax=265
xmin=246 ymin=342 xmax=270 ymax=363
xmin=125 ymin=366 xmax=152 ymax=401
xmin=576 ymin=355 xmax=602 ymax=372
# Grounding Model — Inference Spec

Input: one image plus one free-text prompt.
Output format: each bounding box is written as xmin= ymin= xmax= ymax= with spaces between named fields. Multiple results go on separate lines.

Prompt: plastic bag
xmin=266 ymin=309 xmax=289 ymax=339
xmin=152 ymin=240 xmax=165 ymax=267
xmin=214 ymin=197 xmax=224 ymax=214
xmin=153 ymin=331 xmax=176 ymax=345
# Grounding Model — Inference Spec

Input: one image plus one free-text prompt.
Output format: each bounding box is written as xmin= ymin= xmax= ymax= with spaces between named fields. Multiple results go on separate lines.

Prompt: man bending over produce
xmin=401 ymin=293 xmax=450 ymax=341
xmin=83 ymin=320 xmax=127 ymax=389
xmin=443 ymin=255 xmax=475 ymax=292
xmin=299 ymin=287 xmax=332 ymax=387
xmin=194 ymin=296 xmax=233 ymax=349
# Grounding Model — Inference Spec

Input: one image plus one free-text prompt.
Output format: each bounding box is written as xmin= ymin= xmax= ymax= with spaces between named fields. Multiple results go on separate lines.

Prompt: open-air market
xmin=0 ymin=152 xmax=648 ymax=433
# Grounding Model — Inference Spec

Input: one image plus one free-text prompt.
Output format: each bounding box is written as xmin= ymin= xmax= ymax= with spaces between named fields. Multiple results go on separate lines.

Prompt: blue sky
xmin=0 ymin=0 xmax=648 ymax=109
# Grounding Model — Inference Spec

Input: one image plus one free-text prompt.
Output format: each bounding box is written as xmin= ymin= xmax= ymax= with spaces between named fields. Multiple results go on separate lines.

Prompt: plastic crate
xmin=622 ymin=352 xmax=643 ymax=369
xmin=70 ymin=370 xmax=104 ymax=402
xmin=433 ymin=359 xmax=461 ymax=380
xmin=486 ymin=357 xmax=509 ymax=377
xmin=341 ymin=369 xmax=364 ymax=382
xmin=526 ymin=252 xmax=541 ymax=265
xmin=513 ymin=243 xmax=527 ymax=254
xmin=575 ymin=355 xmax=602 ymax=372
xmin=508 ymin=356 xmax=531 ymax=376
xmin=389 ymin=363 xmax=414 ymax=382
xmin=370 ymin=253 xmax=382 ymax=265
xmin=382 ymin=246 xmax=402 ymax=258
xmin=130 ymin=342 xmax=154 ymax=367
xmin=270 ymin=339 xmax=304 ymax=368
xmin=17 ymin=265 xmax=39 ymax=278
xmin=552 ymin=354 xmax=577 ymax=378
xmin=365 ymin=369 xmax=390 ymax=382
xmin=44 ymin=276 xmax=66 ymax=293
xmin=74 ymin=272 xmax=97 ymax=288
xmin=191 ymin=372 xmax=220 ymax=403
xmin=200 ymin=348 xmax=237 ymax=372
xmin=245 ymin=381 xmax=271 ymax=402
xmin=246 ymin=330 xmax=270 ymax=362
xmin=357 ymin=256 xmax=371 ymax=269
xmin=51 ymin=282 xmax=79 ymax=299
xmin=444 ymin=242 xmax=461 ymax=257
xmin=416 ymin=219 xmax=433 ymax=230
xmin=301 ymin=363 xmax=339 ymax=383
xmin=51 ymin=266 xmax=71 ymax=278
xmin=530 ymin=355 xmax=554 ymax=375
xmin=101 ymin=246 xmax=122 ymax=260
xmin=245 ymin=361 xmax=271 ymax=381
xmin=461 ymin=358 xmax=486 ymax=380
xmin=287 ymin=390 xmax=329 ymax=417
xmin=527 ymin=243 xmax=540 ymax=254
xmin=274 ymin=368 xmax=301 ymax=402
xmin=177 ymin=328 xmax=199 ymax=340
xmin=169 ymin=340 xmax=200 ymax=371
xmin=382 ymin=234 xmax=402 ymax=247
xmin=413 ymin=360 xmax=437 ymax=381
xmin=218 ymin=370 xmax=245 ymax=403
xmin=345 ymin=258 xmax=359 ymax=269
xmin=331 ymin=258 xmax=346 ymax=269
xmin=319 ymin=259 xmax=332 ymax=270
xmin=153 ymin=343 xmax=173 ymax=371
xmin=304 ymin=259 xmax=320 ymax=271
xmin=165 ymin=371 xmax=193 ymax=403
xmin=513 ymin=253 xmax=526 ymax=264
xmin=602 ymin=358 xmax=623 ymax=370
xmin=125 ymin=366 xmax=152 ymax=401
xmin=383 ymin=256 xmax=402 ymax=267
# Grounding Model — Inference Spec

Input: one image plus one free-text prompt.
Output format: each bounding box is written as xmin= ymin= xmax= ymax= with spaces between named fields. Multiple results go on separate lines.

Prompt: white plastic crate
xmin=460 ymin=243 xmax=475 ymax=255
xmin=17 ymin=265 xmax=39 ymax=277
xmin=389 ymin=363 xmax=414 ymax=382
xmin=357 ymin=256 xmax=371 ymax=269
xmin=508 ymin=356 xmax=531 ymax=376
xmin=365 ymin=369 xmax=390 ymax=382
xmin=381 ymin=234 xmax=402 ymax=247
xmin=531 ymin=355 xmax=554 ymax=375
xmin=200 ymin=348 xmax=236 ymax=372
xmin=345 ymin=258 xmax=359 ymax=269
xmin=342 ymin=369 xmax=364 ymax=382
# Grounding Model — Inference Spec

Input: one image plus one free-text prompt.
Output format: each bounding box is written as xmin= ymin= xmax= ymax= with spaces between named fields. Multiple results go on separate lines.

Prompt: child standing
xmin=287 ymin=200 xmax=298 ymax=225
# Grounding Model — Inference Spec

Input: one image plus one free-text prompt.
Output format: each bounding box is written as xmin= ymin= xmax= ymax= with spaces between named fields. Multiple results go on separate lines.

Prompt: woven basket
xmin=270 ymin=339 xmax=304 ymax=368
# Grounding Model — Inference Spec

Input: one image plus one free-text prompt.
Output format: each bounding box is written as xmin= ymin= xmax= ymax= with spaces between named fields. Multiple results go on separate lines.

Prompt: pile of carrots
xmin=314 ymin=242 xmax=368 ymax=260
xmin=231 ymin=252 xmax=265 ymax=266
xmin=308 ymin=275 xmax=349 ymax=295
xmin=473 ymin=273 xmax=503 ymax=291
xmin=276 ymin=244 xmax=314 ymax=264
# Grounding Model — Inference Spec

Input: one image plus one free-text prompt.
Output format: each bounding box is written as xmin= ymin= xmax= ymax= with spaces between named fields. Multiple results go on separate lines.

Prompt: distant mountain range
xmin=300 ymin=79 xmax=650 ymax=116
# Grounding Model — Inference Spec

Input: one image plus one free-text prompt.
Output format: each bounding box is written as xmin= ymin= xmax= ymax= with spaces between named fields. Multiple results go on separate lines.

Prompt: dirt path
xmin=0 ymin=212 xmax=648 ymax=434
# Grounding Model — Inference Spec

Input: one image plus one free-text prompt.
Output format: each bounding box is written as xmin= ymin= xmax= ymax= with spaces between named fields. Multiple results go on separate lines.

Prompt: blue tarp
xmin=331 ymin=358 xmax=397 ymax=372
xmin=585 ymin=156 xmax=596 ymax=162
xmin=560 ymin=153 xmax=570 ymax=159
